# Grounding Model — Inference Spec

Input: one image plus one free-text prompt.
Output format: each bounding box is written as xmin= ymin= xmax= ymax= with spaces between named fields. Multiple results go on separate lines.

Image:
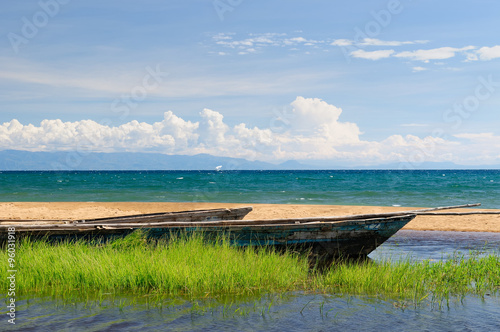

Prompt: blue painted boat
xmin=0 ymin=204 xmax=481 ymax=261
xmin=1 ymin=211 xmax=414 ymax=260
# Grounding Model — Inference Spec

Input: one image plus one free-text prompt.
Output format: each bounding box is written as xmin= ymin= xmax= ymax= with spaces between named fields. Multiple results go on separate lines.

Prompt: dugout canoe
xmin=1 ymin=203 xmax=490 ymax=261
xmin=1 ymin=211 xmax=415 ymax=261
xmin=0 ymin=206 xmax=253 ymax=226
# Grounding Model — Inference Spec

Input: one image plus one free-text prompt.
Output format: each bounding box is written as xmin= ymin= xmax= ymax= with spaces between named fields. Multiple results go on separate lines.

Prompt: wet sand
xmin=1 ymin=202 xmax=500 ymax=232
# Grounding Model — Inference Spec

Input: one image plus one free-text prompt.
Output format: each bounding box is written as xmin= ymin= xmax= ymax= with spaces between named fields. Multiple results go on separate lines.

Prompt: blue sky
xmin=1 ymin=0 xmax=500 ymax=167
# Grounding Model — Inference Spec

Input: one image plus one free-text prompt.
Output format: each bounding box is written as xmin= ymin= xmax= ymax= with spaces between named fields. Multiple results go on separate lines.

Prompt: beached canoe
xmin=1 ymin=211 xmax=415 ymax=260
xmin=0 ymin=204 xmax=488 ymax=261
xmin=0 ymin=206 xmax=253 ymax=225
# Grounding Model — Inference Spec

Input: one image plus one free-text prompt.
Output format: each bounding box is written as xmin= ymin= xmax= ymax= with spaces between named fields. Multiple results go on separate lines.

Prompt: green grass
xmin=319 ymin=254 xmax=500 ymax=305
xmin=2 ymin=231 xmax=500 ymax=306
xmin=5 ymin=231 xmax=309 ymax=297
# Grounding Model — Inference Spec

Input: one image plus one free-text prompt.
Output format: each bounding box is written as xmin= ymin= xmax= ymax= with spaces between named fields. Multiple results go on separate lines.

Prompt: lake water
xmin=5 ymin=230 xmax=500 ymax=331
xmin=1 ymin=170 xmax=499 ymax=208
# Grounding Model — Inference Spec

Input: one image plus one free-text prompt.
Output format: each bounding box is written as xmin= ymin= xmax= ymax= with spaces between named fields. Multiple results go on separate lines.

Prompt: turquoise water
xmin=0 ymin=170 xmax=499 ymax=208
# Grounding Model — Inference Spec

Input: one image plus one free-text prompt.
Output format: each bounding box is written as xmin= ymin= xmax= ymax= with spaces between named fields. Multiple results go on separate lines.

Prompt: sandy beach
xmin=1 ymin=202 xmax=499 ymax=233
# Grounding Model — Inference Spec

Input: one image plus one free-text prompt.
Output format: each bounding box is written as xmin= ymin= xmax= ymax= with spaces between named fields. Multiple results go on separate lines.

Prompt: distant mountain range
xmin=0 ymin=150 xmax=498 ymax=170
xmin=0 ymin=150 xmax=310 ymax=170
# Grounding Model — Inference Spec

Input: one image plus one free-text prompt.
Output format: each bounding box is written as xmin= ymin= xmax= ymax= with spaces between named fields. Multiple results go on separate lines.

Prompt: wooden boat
xmin=0 ymin=206 xmax=253 ymax=225
xmin=0 ymin=204 xmax=485 ymax=262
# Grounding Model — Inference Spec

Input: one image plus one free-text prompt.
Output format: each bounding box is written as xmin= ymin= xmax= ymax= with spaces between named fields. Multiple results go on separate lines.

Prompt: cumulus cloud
xmin=0 ymin=97 xmax=364 ymax=161
xmin=157 ymin=111 xmax=199 ymax=150
xmin=198 ymin=108 xmax=230 ymax=147
xmin=289 ymin=97 xmax=360 ymax=144
xmin=1 ymin=97 xmax=498 ymax=166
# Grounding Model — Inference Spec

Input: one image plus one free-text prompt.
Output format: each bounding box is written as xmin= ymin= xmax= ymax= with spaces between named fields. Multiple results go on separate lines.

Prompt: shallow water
xmin=5 ymin=293 xmax=500 ymax=331
xmin=3 ymin=230 xmax=500 ymax=331
xmin=370 ymin=230 xmax=500 ymax=262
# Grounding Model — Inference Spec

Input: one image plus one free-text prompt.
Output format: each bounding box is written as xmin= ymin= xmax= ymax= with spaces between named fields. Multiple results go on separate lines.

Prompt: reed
xmin=3 ymin=231 xmax=499 ymax=304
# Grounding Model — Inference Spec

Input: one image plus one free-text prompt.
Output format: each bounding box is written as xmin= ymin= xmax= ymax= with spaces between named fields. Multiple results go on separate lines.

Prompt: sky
xmin=1 ymin=0 xmax=500 ymax=167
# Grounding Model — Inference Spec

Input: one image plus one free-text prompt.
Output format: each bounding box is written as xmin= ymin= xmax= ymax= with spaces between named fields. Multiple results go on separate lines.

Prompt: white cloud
xmin=1 ymin=98 xmax=499 ymax=166
xmin=213 ymin=34 xmax=421 ymax=56
xmin=158 ymin=111 xmax=199 ymax=150
xmin=0 ymin=118 xmax=174 ymax=153
xmin=0 ymin=97 xmax=363 ymax=161
xmin=394 ymin=46 xmax=475 ymax=62
xmin=211 ymin=34 xmax=500 ymax=68
xmin=290 ymin=97 xmax=359 ymax=139
xmin=198 ymin=108 xmax=229 ymax=147
xmin=350 ymin=49 xmax=395 ymax=60
xmin=216 ymin=34 xmax=429 ymax=53
xmin=476 ymin=46 xmax=500 ymax=60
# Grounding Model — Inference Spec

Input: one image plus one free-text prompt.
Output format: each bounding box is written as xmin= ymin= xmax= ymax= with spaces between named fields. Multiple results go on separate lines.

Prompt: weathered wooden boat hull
xmin=170 ymin=214 xmax=415 ymax=259
xmin=2 ymin=214 xmax=415 ymax=260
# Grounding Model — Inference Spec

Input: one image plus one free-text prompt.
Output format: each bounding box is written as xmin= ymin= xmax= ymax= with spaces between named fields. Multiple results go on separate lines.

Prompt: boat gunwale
xmin=0 ymin=214 xmax=417 ymax=232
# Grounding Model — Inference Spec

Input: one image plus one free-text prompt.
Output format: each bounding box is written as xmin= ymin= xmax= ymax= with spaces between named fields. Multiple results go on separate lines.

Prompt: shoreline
xmin=1 ymin=202 xmax=500 ymax=233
